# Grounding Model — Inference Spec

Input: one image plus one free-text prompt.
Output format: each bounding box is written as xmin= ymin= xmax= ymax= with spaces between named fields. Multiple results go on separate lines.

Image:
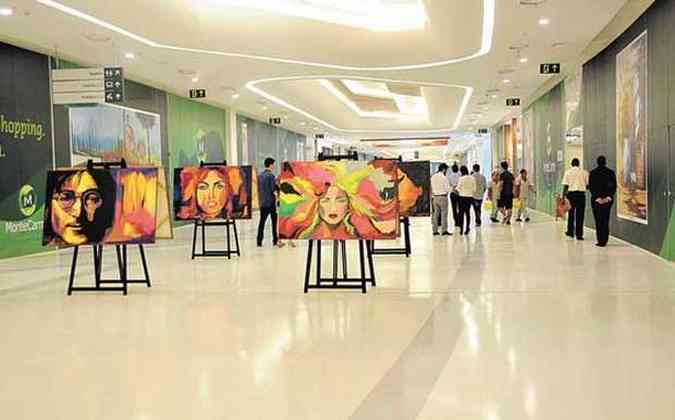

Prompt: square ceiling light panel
xmin=218 ymin=0 xmax=427 ymax=31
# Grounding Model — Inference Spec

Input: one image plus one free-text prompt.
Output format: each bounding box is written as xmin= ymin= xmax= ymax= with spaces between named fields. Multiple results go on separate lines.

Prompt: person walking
xmin=562 ymin=158 xmax=589 ymax=240
xmin=488 ymin=168 xmax=502 ymax=223
xmin=515 ymin=169 xmax=534 ymax=222
xmin=589 ymin=155 xmax=617 ymax=247
xmin=256 ymin=157 xmax=279 ymax=247
xmin=499 ymin=161 xmax=515 ymax=225
xmin=431 ymin=163 xmax=452 ymax=236
xmin=448 ymin=163 xmax=461 ymax=230
xmin=457 ymin=165 xmax=476 ymax=235
xmin=471 ymin=164 xmax=487 ymax=226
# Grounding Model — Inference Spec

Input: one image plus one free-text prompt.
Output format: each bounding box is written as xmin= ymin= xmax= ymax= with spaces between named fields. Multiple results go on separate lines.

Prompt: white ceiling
xmin=0 ymin=0 xmax=629 ymax=147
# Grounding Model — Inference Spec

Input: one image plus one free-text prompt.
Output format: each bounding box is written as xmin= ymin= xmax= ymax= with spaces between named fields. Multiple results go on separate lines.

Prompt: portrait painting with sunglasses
xmin=43 ymin=167 xmax=159 ymax=246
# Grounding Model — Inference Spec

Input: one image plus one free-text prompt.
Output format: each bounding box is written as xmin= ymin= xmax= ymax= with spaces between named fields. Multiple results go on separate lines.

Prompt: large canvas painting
xmin=155 ymin=167 xmax=173 ymax=239
xmin=398 ymin=161 xmax=431 ymax=217
xmin=69 ymin=104 xmax=162 ymax=166
xmin=43 ymin=167 xmax=159 ymax=246
xmin=173 ymin=166 xmax=253 ymax=220
xmin=278 ymin=160 xmax=400 ymax=240
xmin=616 ymin=30 xmax=648 ymax=224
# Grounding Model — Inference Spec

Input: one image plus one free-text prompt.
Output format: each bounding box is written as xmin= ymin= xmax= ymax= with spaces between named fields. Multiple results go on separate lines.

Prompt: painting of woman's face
xmin=318 ymin=185 xmax=349 ymax=226
xmin=196 ymin=170 xmax=227 ymax=218
xmin=51 ymin=171 xmax=102 ymax=245
xmin=397 ymin=169 xmax=420 ymax=215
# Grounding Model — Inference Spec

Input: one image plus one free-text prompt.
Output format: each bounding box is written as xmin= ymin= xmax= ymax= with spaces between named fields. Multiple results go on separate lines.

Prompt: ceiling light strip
xmin=246 ymin=76 xmax=473 ymax=133
xmin=35 ymin=0 xmax=495 ymax=71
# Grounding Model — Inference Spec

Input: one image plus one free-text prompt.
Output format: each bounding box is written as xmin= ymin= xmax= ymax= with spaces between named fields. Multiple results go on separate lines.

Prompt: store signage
xmin=189 ymin=89 xmax=207 ymax=99
xmin=52 ymin=67 xmax=124 ymax=105
xmin=477 ymin=128 xmax=489 ymax=135
xmin=269 ymin=117 xmax=282 ymax=125
xmin=540 ymin=63 xmax=561 ymax=74
xmin=506 ymin=98 xmax=521 ymax=107
xmin=315 ymin=133 xmax=325 ymax=139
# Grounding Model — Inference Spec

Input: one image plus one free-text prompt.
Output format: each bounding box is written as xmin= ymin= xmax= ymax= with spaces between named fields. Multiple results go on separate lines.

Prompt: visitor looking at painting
xmin=257 ymin=157 xmax=279 ymax=247
xmin=589 ymin=156 xmax=617 ymax=247
xmin=562 ymin=158 xmax=589 ymax=240
xmin=471 ymin=164 xmax=487 ymax=227
xmin=430 ymin=163 xmax=451 ymax=236
xmin=457 ymin=165 xmax=476 ymax=235
xmin=448 ymin=164 xmax=461 ymax=230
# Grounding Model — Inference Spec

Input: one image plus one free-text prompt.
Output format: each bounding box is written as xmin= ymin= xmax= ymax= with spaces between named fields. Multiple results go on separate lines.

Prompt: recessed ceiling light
xmin=483 ymin=107 xmax=489 ymax=110
xmin=539 ymin=18 xmax=550 ymax=25
xmin=0 ymin=7 xmax=13 ymax=16
xmin=124 ymin=52 xmax=135 ymax=59
xmin=519 ymin=57 xmax=528 ymax=63
xmin=503 ymin=79 xmax=511 ymax=84
xmin=261 ymin=106 xmax=268 ymax=111
xmin=231 ymin=93 xmax=240 ymax=100
xmin=491 ymin=94 xmax=498 ymax=99
xmin=191 ymin=77 xmax=199 ymax=83
xmin=299 ymin=121 xmax=307 ymax=126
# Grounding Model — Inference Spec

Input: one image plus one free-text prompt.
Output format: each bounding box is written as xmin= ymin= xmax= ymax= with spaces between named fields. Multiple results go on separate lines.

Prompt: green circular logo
xmin=18 ymin=184 xmax=37 ymax=217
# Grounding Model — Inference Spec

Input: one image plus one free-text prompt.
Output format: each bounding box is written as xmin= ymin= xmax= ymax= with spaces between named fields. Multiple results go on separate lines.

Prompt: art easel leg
xmin=340 ymin=241 xmax=348 ymax=281
xmin=191 ymin=220 xmax=198 ymax=260
xmin=233 ymin=221 xmax=241 ymax=256
xmin=332 ymin=241 xmax=339 ymax=286
xmin=139 ymin=245 xmax=151 ymax=287
xmin=67 ymin=246 xmax=79 ymax=296
xmin=316 ymin=240 xmax=322 ymax=285
xmin=304 ymin=240 xmax=314 ymax=294
xmin=366 ymin=241 xmax=376 ymax=286
xmin=201 ymin=221 xmax=206 ymax=255
xmin=404 ymin=217 xmax=412 ymax=257
xmin=93 ymin=245 xmax=101 ymax=288
xmin=358 ymin=241 xmax=367 ymax=294
xmin=226 ymin=220 xmax=232 ymax=260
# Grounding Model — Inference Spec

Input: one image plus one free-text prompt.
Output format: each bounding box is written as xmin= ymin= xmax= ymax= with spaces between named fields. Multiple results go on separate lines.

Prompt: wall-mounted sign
xmin=189 ymin=89 xmax=207 ymax=99
xmin=315 ymin=133 xmax=325 ymax=139
xmin=506 ymin=98 xmax=521 ymax=107
xmin=540 ymin=63 xmax=561 ymax=74
xmin=269 ymin=117 xmax=282 ymax=125
xmin=478 ymin=128 xmax=489 ymax=135
xmin=52 ymin=67 xmax=124 ymax=105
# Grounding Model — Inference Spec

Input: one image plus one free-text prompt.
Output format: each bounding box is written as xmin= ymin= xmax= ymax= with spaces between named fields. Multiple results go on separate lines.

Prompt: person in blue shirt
xmin=257 ymin=157 xmax=279 ymax=247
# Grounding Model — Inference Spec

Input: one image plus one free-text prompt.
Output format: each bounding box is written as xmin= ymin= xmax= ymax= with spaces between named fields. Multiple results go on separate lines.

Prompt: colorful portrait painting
xmin=173 ymin=166 xmax=252 ymax=221
xmin=616 ymin=30 xmax=648 ymax=224
xmin=278 ymin=160 xmax=400 ymax=240
xmin=43 ymin=167 xmax=158 ymax=246
xmin=398 ymin=161 xmax=431 ymax=217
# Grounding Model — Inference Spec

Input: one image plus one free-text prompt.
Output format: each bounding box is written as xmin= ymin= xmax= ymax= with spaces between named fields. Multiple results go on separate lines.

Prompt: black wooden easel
xmin=303 ymin=151 xmax=377 ymax=293
xmin=67 ymin=159 xmax=151 ymax=296
xmin=370 ymin=155 xmax=413 ymax=257
xmin=189 ymin=160 xmax=241 ymax=259
xmin=371 ymin=216 xmax=412 ymax=257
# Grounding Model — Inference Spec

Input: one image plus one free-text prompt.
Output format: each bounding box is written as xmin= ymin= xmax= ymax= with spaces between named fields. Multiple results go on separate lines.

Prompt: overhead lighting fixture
xmin=124 ymin=52 xmax=135 ymax=59
xmin=491 ymin=94 xmax=498 ymax=99
xmin=299 ymin=121 xmax=307 ymax=126
xmin=261 ymin=105 xmax=268 ymax=111
xmin=519 ymin=57 xmax=528 ymax=63
xmin=503 ymin=79 xmax=511 ymax=84
xmin=191 ymin=76 xmax=199 ymax=83
xmin=231 ymin=93 xmax=240 ymax=100
xmin=34 ymin=0 xmax=495 ymax=71
xmin=214 ymin=0 xmax=427 ymax=32
xmin=0 ymin=7 xmax=13 ymax=16
xmin=539 ymin=18 xmax=550 ymax=25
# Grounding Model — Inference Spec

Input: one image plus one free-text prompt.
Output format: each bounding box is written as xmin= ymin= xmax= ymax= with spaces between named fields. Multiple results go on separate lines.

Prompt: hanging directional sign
xmin=506 ymin=98 xmax=521 ymax=106
xmin=540 ymin=63 xmax=561 ymax=74
xmin=52 ymin=67 xmax=125 ymax=105
xmin=315 ymin=133 xmax=325 ymax=140
xmin=269 ymin=117 xmax=282 ymax=125
xmin=189 ymin=89 xmax=207 ymax=99
xmin=478 ymin=128 xmax=489 ymax=135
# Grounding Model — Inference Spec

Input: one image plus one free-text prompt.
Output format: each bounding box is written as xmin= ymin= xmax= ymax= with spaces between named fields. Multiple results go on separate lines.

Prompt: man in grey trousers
xmin=431 ymin=163 xmax=452 ymax=236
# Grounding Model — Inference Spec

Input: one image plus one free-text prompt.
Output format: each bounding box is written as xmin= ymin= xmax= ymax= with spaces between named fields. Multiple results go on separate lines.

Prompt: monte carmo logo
xmin=18 ymin=184 xmax=37 ymax=217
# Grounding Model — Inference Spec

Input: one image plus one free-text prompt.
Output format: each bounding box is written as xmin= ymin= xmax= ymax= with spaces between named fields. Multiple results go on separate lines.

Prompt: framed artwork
xmin=173 ymin=165 xmax=253 ymax=220
xmin=616 ymin=30 xmax=648 ymax=224
xmin=43 ymin=167 xmax=159 ymax=246
xmin=398 ymin=161 xmax=431 ymax=217
xmin=278 ymin=160 xmax=399 ymax=240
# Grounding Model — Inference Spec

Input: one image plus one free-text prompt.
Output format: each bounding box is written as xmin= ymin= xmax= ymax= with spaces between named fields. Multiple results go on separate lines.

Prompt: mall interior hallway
xmin=0 ymin=213 xmax=674 ymax=420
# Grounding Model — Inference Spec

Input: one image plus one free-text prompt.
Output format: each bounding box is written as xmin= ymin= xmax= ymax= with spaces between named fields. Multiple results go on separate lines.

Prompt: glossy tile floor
xmin=1 ymin=212 xmax=674 ymax=420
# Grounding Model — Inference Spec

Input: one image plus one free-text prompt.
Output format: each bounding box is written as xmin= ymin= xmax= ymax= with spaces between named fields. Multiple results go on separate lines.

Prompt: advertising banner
xmin=0 ymin=43 xmax=53 ymax=259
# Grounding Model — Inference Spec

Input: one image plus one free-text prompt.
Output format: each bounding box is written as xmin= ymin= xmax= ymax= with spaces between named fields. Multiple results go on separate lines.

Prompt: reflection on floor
xmin=0 ymin=213 xmax=673 ymax=420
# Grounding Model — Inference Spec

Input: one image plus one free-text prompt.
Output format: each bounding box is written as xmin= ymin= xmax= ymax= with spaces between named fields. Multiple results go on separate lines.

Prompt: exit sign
xmin=269 ymin=117 xmax=282 ymax=125
xmin=478 ymin=128 xmax=489 ymax=135
xmin=315 ymin=133 xmax=325 ymax=139
xmin=189 ymin=89 xmax=207 ymax=99
xmin=506 ymin=98 xmax=521 ymax=107
xmin=540 ymin=63 xmax=561 ymax=74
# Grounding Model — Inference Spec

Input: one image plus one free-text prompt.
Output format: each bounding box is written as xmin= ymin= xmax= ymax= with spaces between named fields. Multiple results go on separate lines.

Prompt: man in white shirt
xmin=431 ymin=163 xmax=451 ymax=236
xmin=562 ymin=158 xmax=589 ymax=240
xmin=471 ymin=164 xmax=487 ymax=226
xmin=447 ymin=163 xmax=461 ymax=230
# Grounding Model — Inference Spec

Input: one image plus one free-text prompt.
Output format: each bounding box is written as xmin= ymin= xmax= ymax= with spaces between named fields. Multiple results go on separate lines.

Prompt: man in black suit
xmin=588 ymin=155 xmax=617 ymax=247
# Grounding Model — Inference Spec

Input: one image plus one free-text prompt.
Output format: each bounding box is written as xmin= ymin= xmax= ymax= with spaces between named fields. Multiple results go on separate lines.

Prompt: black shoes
xmin=442 ymin=231 xmax=452 ymax=236
xmin=433 ymin=232 xmax=440 ymax=236
xmin=577 ymin=237 xmax=584 ymax=241
xmin=565 ymin=232 xmax=574 ymax=238
xmin=515 ymin=218 xmax=522 ymax=222
xmin=490 ymin=217 xmax=499 ymax=223
xmin=525 ymin=218 xmax=531 ymax=222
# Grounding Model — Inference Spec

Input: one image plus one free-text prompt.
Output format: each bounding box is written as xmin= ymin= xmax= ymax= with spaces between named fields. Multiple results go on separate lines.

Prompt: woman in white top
xmin=457 ymin=165 xmax=476 ymax=235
